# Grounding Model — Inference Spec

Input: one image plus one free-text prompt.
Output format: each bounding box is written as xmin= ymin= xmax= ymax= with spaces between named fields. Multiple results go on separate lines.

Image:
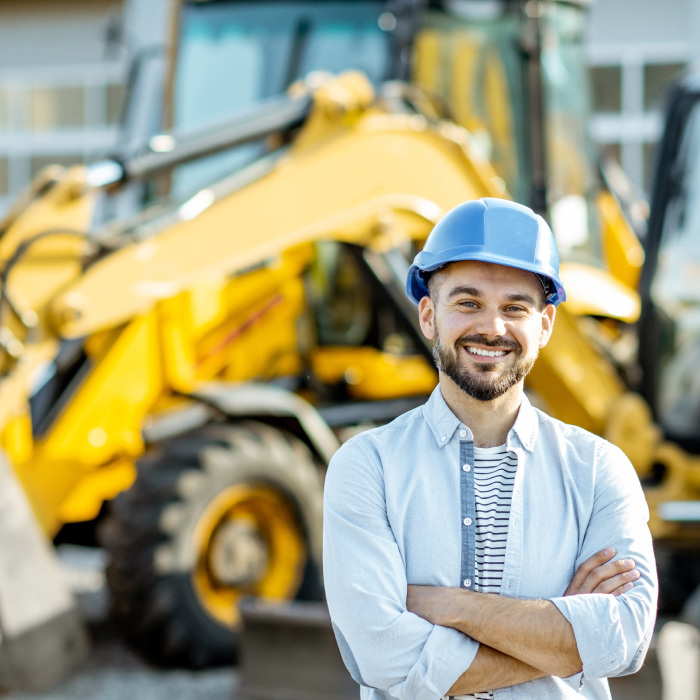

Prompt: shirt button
xmin=441 ymin=435 xmax=447 ymax=442
xmin=463 ymin=517 xmax=472 ymax=526
xmin=462 ymin=464 xmax=471 ymax=472
xmin=460 ymin=430 xmax=467 ymax=437
xmin=463 ymin=579 xmax=472 ymax=588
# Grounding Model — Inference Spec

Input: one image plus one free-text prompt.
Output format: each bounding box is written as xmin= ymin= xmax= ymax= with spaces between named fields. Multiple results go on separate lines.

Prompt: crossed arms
xmin=406 ymin=549 xmax=639 ymax=695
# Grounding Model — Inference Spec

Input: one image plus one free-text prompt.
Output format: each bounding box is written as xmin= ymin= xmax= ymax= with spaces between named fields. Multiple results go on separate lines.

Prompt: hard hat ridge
xmin=405 ymin=197 xmax=566 ymax=306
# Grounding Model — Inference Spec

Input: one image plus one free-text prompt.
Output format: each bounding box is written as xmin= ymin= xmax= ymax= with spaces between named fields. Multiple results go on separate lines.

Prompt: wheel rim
xmin=191 ymin=483 xmax=307 ymax=628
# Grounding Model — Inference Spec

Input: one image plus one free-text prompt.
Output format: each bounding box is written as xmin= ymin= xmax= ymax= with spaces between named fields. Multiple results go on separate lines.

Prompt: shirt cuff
xmin=551 ymin=594 xmax=626 ymax=679
xmin=397 ymin=624 xmax=480 ymax=700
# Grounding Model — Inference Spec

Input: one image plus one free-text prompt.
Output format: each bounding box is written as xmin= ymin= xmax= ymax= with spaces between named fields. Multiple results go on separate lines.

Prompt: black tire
xmin=98 ymin=420 xmax=324 ymax=668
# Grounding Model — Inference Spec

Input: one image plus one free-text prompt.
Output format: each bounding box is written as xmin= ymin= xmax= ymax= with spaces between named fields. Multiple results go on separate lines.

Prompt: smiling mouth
xmin=464 ymin=346 xmax=512 ymax=359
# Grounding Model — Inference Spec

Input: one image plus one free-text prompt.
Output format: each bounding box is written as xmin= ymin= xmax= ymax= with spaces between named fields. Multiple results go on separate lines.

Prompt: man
xmin=323 ymin=198 xmax=657 ymax=700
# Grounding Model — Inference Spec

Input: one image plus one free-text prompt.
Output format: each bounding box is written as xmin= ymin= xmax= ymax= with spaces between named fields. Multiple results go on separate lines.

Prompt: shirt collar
xmin=507 ymin=393 xmax=538 ymax=452
xmin=423 ymin=385 xmax=463 ymax=447
xmin=422 ymin=384 xmax=538 ymax=452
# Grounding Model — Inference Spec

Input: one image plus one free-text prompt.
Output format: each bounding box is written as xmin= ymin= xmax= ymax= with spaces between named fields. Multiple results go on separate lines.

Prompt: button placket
xmin=459 ymin=439 xmax=475 ymax=592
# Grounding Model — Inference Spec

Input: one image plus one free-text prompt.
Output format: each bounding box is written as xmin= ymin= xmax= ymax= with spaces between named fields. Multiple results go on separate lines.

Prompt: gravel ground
xmin=4 ymin=620 xmax=237 ymax=700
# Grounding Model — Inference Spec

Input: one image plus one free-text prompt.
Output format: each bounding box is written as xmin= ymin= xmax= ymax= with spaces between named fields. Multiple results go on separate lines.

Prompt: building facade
xmin=586 ymin=0 xmax=697 ymax=194
xmin=0 ymin=0 xmax=126 ymax=216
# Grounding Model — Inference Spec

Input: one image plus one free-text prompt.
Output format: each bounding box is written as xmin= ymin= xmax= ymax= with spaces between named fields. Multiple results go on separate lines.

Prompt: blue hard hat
xmin=406 ymin=198 xmax=566 ymax=306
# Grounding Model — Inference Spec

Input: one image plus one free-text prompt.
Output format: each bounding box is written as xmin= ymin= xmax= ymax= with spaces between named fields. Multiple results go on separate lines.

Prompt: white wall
xmin=0 ymin=1 xmax=120 ymax=69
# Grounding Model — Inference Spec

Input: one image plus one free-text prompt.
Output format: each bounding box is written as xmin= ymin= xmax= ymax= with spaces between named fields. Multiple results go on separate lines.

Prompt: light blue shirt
xmin=323 ymin=386 xmax=658 ymax=700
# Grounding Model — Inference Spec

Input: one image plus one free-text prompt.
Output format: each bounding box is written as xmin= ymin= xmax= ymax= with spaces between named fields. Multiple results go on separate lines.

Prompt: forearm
xmin=445 ymin=591 xmax=582 ymax=677
xmin=449 ymin=644 xmax=546 ymax=695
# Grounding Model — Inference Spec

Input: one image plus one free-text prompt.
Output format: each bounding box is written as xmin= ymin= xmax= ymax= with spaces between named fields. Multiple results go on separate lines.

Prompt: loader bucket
xmin=0 ymin=453 xmax=89 ymax=691
xmin=239 ymin=599 xmax=359 ymax=700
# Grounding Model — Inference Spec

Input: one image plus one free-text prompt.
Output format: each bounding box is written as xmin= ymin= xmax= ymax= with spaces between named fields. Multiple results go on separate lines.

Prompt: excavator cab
xmin=167 ymin=0 xmax=393 ymax=198
xmin=128 ymin=1 xmax=593 ymax=220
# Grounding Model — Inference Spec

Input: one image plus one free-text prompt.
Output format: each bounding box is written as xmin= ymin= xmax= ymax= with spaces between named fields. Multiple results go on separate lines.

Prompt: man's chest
xmin=382 ymin=442 xmax=586 ymax=600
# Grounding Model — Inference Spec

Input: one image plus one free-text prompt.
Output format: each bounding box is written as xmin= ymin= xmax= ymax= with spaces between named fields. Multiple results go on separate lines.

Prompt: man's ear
xmin=539 ymin=303 xmax=556 ymax=348
xmin=418 ymin=296 xmax=436 ymax=340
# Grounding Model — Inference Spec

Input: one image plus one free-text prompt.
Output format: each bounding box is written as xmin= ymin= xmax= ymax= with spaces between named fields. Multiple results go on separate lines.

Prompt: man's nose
xmin=473 ymin=309 xmax=507 ymax=339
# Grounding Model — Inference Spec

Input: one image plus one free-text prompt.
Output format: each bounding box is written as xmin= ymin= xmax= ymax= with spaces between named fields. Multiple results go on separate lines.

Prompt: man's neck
xmin=438 ymin=373 xmax=523 ymax=448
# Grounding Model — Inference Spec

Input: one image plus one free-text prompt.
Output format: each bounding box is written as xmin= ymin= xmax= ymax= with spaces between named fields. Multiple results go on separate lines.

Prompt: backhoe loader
xmin=0 ymin=0 xmax=697 ymax=671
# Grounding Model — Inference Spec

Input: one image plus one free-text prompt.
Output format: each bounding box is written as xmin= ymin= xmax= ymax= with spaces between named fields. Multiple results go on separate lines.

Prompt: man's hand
xmin=565 ymin=548 xmax=639 ymax=597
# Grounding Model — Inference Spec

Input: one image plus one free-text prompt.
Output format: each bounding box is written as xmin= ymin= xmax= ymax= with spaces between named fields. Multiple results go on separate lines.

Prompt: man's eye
xmin=505 ymin=306 xmax=526 ymax=313
xmin=459 ymin=300 xmax=478 ymax=308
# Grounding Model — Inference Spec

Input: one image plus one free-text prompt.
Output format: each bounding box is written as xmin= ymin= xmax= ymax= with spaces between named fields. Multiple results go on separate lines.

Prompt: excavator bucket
xmin=239 ymin=599 xmax=359 ymax=700
xmin=0 ymin=452 xmax=89 ymax=691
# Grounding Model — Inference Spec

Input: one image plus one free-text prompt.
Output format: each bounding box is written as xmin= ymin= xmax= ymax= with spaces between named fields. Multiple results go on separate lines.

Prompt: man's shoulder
xmin=532 ymin=406 xmax=633 ymax=474
xmin=533 ymin=406 xmax=602 ymax=445
xmin=346 ymin=403 xmax=428 ymax=445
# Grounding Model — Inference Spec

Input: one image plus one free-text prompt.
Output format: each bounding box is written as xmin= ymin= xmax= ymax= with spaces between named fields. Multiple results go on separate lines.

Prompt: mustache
xmin=454 ymin=334 xmax=521 ymax=353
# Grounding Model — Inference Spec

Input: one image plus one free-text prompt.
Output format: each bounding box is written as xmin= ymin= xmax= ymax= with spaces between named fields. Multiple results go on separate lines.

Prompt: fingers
xmin=578 ymin=557 xmax=635 ymax=594
xmin=610 ymin=582 xmax=636 ymax=597
xmin=589 ymin=558 xmax=637 ymax=592
xmin=566 ymin=548 xmax=616 ymax=594
xmin=593 ymin=563 xmax=640 ymax=594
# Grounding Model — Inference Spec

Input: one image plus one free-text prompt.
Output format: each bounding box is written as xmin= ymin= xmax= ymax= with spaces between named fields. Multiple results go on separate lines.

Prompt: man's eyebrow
xmin=505 ymin=292 xmax=538 ymax=305
xmin=447 ymin=286 xmax=482 ymax=299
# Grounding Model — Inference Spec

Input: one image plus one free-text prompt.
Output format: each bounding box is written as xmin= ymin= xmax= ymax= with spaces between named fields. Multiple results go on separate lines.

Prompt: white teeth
xmin=466 ymin=346 xmax=507 ymax=357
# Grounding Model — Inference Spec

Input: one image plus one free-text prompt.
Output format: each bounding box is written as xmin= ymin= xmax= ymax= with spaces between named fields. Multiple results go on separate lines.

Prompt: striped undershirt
xmin=459 ymin=444 xmax=517 ymax=700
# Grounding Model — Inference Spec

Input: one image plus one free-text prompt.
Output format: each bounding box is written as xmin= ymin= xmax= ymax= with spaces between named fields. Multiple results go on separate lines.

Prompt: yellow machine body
xmin=0 ymin=73 xmax=503 ymax=537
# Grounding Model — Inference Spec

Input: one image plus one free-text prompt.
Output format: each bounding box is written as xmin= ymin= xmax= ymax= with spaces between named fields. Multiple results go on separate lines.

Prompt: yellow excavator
xmin=0 ymin=0 xmax=696 ymax=673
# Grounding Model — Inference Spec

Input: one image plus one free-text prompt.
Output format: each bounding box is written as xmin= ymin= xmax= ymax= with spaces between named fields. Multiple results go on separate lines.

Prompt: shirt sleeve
xmin=323 ymin=438 xmax=480 ymax=700
xmin=549 ymin=442 xmax=658 ymax=685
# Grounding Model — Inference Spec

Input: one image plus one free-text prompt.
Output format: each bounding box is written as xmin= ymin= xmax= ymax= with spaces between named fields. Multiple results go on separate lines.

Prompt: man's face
xmin=417 ymin=260 xmax=555 ymax=402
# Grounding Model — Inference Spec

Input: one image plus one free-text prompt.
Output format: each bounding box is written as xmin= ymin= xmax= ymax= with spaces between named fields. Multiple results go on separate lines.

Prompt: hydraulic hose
xmin=87 ymin=93 xmax=313 ymax=187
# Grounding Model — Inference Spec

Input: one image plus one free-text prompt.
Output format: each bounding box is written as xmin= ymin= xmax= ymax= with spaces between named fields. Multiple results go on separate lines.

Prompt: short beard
xmin=432 ymin=331 xmax=537 ymax=402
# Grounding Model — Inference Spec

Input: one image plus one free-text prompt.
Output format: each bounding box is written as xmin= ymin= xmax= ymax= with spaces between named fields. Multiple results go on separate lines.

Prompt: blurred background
xmin=0 ymin=0 xmax=694 ymax=213
xmin=0 ymin=1 xmax=699 ymax=699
